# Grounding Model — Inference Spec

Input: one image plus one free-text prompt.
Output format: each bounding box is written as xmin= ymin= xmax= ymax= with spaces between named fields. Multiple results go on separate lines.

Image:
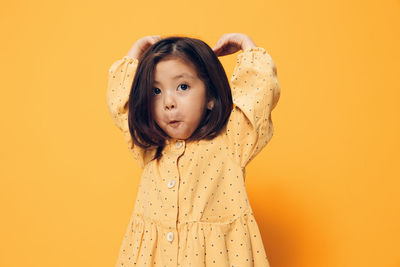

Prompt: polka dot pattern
xmin=106 ymin=55 xmax=156 ymax=169
xmin=224 ymin=47 xmax=280 ymax=168
xmin=106 ymin=47 xmax=280 ymax=266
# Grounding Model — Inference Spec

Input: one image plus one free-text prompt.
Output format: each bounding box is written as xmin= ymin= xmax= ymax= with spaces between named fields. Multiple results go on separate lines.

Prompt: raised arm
xmin=107 ymin=55 xmax=163 ymax=168
xmin=107 ymin=56 xmax=138 ymax=132
xmin=106 ymin=36 xmax=162 ymax=169
xmin=223 ymin=46 xmax=281 ymax=168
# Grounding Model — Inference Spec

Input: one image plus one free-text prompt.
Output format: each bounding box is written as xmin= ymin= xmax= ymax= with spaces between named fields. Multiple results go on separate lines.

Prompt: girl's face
xmin=152 ymin=58 xmax=214 ymax=142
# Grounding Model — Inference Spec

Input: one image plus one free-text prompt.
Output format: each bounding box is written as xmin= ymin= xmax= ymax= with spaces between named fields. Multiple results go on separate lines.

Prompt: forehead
xmin=153 ymin=58 xmax=198 ymax=84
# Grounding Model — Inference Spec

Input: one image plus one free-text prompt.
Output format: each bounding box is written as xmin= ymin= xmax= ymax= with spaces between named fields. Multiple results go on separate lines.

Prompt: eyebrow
xmin=154 ymin=73 xmax=195 ymax=84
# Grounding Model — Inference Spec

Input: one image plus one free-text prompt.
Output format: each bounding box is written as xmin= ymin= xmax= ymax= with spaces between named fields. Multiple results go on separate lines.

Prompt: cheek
xmin=185 ymin=98 xmax=206 ymax=122
xmin=191 ymin=94 xmax=207 ymax=111
xmin=182 ymin=96 xmax=200 ymax=112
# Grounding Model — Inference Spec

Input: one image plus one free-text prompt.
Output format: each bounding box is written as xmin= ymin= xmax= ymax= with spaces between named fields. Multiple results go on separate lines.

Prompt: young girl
xmin=107 ymin=33 xmax=280 ymax=267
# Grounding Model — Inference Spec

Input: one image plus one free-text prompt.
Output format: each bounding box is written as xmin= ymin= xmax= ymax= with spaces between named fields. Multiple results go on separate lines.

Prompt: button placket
xmin=162 ymin=140 xmax=183 ymax=249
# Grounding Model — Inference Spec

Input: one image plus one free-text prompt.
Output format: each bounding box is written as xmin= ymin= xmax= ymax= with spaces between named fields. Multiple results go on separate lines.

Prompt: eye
xmin=178 ymin=83 xmax=190 ymax=91
xmin=153 ymin=88 xmax=161 ymax=95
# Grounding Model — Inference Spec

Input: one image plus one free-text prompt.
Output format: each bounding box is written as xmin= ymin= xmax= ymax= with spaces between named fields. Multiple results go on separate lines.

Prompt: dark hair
xmin=128 ymin=36 xmax=233 ymax=162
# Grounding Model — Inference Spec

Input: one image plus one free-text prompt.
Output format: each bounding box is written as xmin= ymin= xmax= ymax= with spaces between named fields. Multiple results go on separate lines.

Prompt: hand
xmin=127 ymin=35 xmax=162 ymax=60
xmin=212 ymin=33 xmax=257 ymax=57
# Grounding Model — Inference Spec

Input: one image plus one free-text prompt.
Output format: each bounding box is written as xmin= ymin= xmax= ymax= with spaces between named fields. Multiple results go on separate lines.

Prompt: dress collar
xmin=165 ymin=138 xmax=185 ymax=145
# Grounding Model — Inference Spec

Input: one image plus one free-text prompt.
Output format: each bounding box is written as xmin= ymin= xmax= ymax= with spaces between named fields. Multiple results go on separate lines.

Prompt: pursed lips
xmin=168 ymin=120 xmax=181 ymax=128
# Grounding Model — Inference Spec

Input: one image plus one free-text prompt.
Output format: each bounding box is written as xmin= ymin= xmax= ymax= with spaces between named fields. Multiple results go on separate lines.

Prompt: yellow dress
xmin=106 ymin=46 xmax=280 ymax=267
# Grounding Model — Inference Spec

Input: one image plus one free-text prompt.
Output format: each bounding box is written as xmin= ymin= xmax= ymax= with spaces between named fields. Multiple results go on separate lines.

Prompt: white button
xmin=168 ymin=179 xmax=175 ymax=188
xmin=167 ymin=232 xmax=174 ymax=242
xmin=175 ymin=141 xmax=183 ymax=148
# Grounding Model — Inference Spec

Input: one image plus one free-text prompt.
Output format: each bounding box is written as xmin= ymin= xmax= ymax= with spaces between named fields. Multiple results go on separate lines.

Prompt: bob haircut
xmin=128 ymin=36 xmax=233 ymax=161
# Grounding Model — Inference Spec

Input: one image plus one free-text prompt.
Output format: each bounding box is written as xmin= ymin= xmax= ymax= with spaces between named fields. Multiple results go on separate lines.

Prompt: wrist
xmin=126 ymin=53 xmax=140 ymax=60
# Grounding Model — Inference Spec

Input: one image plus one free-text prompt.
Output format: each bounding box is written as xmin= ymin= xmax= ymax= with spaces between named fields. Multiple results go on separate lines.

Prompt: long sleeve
xmin=223 ymin=47 xmax=281 ymax=168
xmin=106 ymin=56 xmax=155 ymax=169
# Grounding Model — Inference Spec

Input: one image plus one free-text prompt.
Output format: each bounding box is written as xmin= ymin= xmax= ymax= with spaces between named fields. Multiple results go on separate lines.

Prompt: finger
xmin=213 ymin=37 xmax=223 ymax=49
xmin=215 ymin=47 xmax=226 ymax=57
xmin=213 ymin=46 xmax=222 ymax=55
xmin=213 ymin=43 xmax=223 ymax=53
xmin=213 ymin=39 xmax=226 ymax=53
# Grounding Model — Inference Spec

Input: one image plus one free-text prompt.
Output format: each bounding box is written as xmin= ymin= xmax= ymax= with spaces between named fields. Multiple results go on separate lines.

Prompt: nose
xmin=163 ymin=91 xmax=176 ymax=110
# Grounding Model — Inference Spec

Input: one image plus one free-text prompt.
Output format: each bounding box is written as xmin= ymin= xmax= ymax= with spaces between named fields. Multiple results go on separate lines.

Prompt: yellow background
xmin=1 ymin=0 xmax=399 ymax=266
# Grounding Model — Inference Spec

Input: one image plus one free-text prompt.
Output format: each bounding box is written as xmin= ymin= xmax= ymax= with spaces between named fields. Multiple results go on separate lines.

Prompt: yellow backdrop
xmin=1 ymin=0 xmax=399 ymax=266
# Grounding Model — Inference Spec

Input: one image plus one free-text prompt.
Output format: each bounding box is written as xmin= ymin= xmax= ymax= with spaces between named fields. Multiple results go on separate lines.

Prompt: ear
xmin=207 ymin=99 xmax=214 ymax=110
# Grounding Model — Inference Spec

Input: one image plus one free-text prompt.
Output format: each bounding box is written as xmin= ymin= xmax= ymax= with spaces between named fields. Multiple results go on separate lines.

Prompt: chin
xmin=163 ymin=125 xmax=193 ymax=140
xmin=168 ymin=132 xmax=191 ymax=140
xmin=170 ymin=134 xmax=188 ymax=140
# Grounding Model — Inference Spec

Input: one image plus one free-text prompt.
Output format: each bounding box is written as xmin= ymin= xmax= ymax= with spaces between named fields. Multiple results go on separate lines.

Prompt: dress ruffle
xmin=115 ymin=211 xmax=270 ymax=266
